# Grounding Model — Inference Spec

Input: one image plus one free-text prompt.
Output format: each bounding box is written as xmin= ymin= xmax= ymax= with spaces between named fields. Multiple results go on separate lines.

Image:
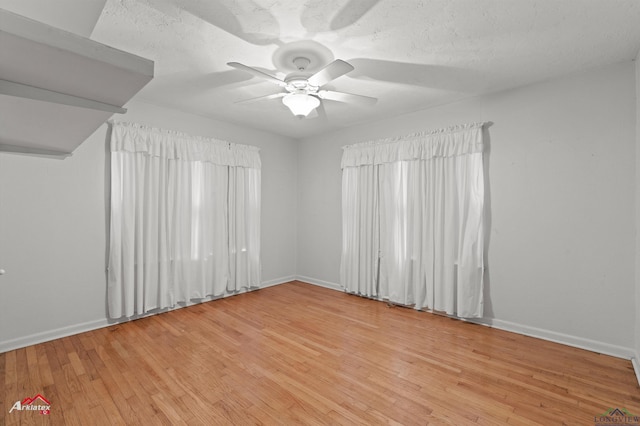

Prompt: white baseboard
xmin=0 ymin=276 xmax=294 ymax=354
xmin=0 ymin=318 xmax=113 ymax=354
xmin=261 ymin=275 xmax=296 ymax=288
xmin=466 ymin=318 xmax=635 ymax=360
xmin=3 ymin=275 xmax=637 ymax=374
xmin=296 ymin=275 xmax=343 ymax=291
xmin=294 ymin=276 xmax=637 ymax=362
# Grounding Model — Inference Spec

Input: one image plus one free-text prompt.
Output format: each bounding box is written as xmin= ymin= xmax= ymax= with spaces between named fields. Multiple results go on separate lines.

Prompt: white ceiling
xmin=3 ymin=0 xmax=640 ymax=139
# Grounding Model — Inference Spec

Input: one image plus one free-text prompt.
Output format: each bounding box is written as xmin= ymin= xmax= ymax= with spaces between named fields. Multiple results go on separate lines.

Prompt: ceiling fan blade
xmin=318 ymin=90 xmax=377 ymax=106
xmin=227 ymin=62 xmax=287 ymax=87
xmin=307 ymin=60 xmax=354 ymax=87
xmin=234 ymin=92 xmax=286 ymax=104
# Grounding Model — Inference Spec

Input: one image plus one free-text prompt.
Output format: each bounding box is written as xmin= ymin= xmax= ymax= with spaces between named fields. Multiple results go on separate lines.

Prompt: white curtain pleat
xmin=341 ymin=123 xmax=485 ymax=318
xmin=340 ymin=165 xmax=380 ymax=297
xmin=378 ymin=161 xmax=411 ymax=305
xmin=108 ymin=122 xmax=261 ymax=319
xmin=228 ymin=166 xmax=262 ymax=292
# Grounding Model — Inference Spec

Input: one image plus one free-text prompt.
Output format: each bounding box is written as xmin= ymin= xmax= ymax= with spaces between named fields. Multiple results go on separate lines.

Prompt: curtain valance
xmin=341 ymin=122 xmax=484 ymax=168
xmin=110 ymin=121 xmax=261 ymax=169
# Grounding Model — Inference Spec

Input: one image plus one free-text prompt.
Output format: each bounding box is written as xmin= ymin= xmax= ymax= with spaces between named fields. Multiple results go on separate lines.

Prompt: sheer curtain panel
xmin=108 ymin=122 xmax=261 ymax=318
xmin=341 ymin=123 xmax=485 ymax=318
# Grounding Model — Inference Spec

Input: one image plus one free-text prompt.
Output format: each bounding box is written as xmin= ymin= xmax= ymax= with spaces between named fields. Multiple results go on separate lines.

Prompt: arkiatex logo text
xmin=9 ymin=394 xmax=51 ymax=415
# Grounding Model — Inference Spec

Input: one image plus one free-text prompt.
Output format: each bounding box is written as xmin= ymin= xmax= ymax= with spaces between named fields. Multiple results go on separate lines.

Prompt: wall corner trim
xmin=632 ymin=354 xmax=640 ymax=387
xmin=296 ymin=276 xmax=343 ymax=291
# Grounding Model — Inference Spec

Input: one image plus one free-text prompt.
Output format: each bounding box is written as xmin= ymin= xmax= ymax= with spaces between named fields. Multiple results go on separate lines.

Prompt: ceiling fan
xmin=227 ymin=57 xmax=377 ymax=118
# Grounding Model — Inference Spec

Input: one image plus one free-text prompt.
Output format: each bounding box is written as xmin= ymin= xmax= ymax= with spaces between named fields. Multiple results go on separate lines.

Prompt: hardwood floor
xmin=1 ymin=281 xmax=639 ymax=425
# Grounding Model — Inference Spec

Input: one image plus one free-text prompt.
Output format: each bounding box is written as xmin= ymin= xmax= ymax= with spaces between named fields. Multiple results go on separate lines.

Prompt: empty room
xmin=1 ymin=0 xmax=640 ymax=424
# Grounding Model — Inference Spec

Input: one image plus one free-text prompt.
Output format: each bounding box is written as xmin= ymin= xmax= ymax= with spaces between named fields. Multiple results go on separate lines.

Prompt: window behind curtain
xmin=340 ymin=123 xmax=485 ymax=318
xmin=107 ymin=121 xmax=261 ymax=319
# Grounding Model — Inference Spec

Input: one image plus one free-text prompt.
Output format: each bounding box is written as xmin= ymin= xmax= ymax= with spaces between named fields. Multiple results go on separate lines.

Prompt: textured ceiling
xmin=4 ymin=0 xmax=640 ymax=139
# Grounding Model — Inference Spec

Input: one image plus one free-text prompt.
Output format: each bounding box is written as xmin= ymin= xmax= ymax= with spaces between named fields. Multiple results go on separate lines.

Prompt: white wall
xmin=1 ymin=62 xmax=636 ymax=359
xmin=635 ymin=50 xmax=640 ymax=367
xmin=0 ymin=99 xmax=298 ymax=351
xmin=298 ymin=61 xmax=636 ymax=355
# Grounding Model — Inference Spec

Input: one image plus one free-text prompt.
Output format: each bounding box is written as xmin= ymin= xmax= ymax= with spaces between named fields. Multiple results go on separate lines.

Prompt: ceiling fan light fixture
xmin=282 ymin=93 xmax=320 ymax=117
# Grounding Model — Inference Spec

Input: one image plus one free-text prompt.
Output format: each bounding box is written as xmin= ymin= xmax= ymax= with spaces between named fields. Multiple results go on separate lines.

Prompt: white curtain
xmin=107 ymin=122 xmax=261 ymax=318
xmin=340 ymin=123 xmax=485 ymax=318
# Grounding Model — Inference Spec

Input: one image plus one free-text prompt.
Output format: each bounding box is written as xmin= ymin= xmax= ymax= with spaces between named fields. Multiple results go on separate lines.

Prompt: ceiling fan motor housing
xmin=284 ymin=72 xmax=318 ymax=93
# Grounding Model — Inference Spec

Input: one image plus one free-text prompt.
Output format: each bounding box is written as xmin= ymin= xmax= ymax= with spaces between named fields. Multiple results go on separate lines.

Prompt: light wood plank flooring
xmin=1 ymin=281 xmax=639 ymax=425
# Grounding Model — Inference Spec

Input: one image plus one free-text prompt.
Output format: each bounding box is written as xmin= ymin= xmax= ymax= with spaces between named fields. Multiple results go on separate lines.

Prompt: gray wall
xmin=297 ymin=61 xmax=636 ymax=354
xmin=636 ymin=50 xmax=640 ymax=364
xmin=0 ymin=99 xmax=298 ymax=350
xmin=1 ymin=61 xmax=637 ymax=360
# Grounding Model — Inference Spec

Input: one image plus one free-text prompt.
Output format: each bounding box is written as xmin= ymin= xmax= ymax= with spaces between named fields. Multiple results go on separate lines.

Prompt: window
xmin=107 ymin=122 xmax=261 ymax=318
